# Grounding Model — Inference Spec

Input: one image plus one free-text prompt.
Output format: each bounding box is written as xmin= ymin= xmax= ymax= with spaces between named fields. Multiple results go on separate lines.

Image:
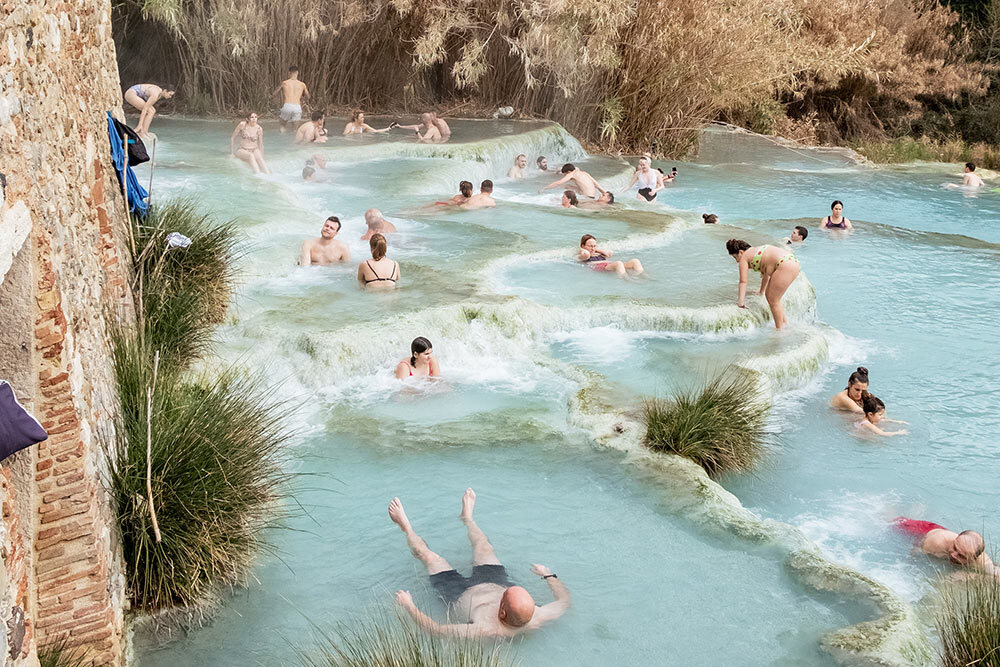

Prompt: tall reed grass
xmin=643 ymin=367 xmax=770 ymax=478
xmin=110 ymin=202 xmax=292 ymax=612
xmin=113 ymin=0 xmax=984 ymax=155
xmin=298 ymin=611 xmax=516 ymax=667
xmin=37 ymin=639 xmax=89 ymax=667
xmin=936 ymin=572 xmax=1000 ymax=667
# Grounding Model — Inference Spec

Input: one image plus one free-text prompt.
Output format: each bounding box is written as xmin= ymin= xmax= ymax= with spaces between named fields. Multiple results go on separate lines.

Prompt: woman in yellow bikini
xmin=725 ymin=239 xmax=800 ymax=330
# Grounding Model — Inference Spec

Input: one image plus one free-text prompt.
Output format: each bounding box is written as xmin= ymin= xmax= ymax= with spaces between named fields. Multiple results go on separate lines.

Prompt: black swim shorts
xmin=429 ymin=565 xmax=513 ymax=604
xmin=638 ymin=187 xmax=656 ymax=201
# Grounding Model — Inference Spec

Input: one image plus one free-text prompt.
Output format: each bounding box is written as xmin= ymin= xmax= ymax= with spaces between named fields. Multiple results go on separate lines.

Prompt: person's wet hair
xmin=848 ymin=366 xmax=869 ymax=387
xmin=563 ymin=190 xmax=578 ymax=206
xmin=794 ymin=225 xmax=809 ymax=239
xmin=370 ymin=233 xmax=387 ymax=260
xmin=957 ymin=530 xmax=986 ymax=558
xmin=580 ymin=233 xmax=596 ymax=247
xmin=311 ymin=110 xmax=324 ymax=122
xmin=966 ymin=162 xmax=976 ymax=171
xmin=410 ymin=337 xmax=433 ymax=366
xmin=862 ymin=393 xmax=885 ymax=416
xmin=657 ymin=167 xmax=665 ymax=174
xmin=459 ymin=181 xmax=474 ymax=198
xmin=480 ymin=179 xmax=493 ymax=193
xmin=302 ymin=166 xmax=315 ymax=179
xmin=536 ymin=156 xmax=546 ymax=166
xmin=561 ymin=163 xmax=575 ymax=174
xmin=831 ymin=200 xmax=844 ymax=210
xmin=325 ymin=215 xmax=341 ymax=232
xmin=351 ymin=109 xmax=363 ymax=122
xmin=289 ymin=65 xmax=299 ymax=73
xmin=605 ymin=192 xmax=614 ymax=203
xmin=726 ymin=239 xmax=750 ymax=255
xmin=703 ymin=213 xmax=718 ymax=224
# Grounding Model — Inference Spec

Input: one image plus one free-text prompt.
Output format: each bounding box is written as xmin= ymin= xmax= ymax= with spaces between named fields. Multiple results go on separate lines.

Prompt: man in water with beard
xmin=298 ymin=216 xmax=350 ymax=265
xmin=389 ymin=489 xmax=570 ymax=637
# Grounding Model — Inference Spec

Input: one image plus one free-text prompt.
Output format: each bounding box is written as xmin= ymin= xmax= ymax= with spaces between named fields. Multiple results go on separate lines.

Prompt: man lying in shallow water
xmin=894 ymin=518 xmax=999 ymax=576
xmin=390 ymin=489 xmax=570 ymax=637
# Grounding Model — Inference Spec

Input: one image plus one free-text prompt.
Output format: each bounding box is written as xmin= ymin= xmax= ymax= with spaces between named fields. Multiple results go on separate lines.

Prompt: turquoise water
xmin=134 ymin=118 xmax=1000 ymax=666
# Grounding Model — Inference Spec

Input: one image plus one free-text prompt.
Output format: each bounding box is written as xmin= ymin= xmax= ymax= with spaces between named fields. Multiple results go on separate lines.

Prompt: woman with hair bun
xmin=831 ymin=367 xmax=870 ymax=413
xmin=394 ymin=337 xmax=440 ymax=379
xmin=357 ymin=233 xmax=399 ymax=290
xmin=855 ymin=394 xmax=908 ymax=437
xmin=724 ymin=238 xmax=800 ymax=329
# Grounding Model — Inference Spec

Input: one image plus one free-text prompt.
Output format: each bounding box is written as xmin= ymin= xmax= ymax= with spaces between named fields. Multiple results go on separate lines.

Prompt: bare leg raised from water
xmin=460 ymin=488 xmax=501 ymax=566
xmin=389 ymin=497 xmax=453 ymax=574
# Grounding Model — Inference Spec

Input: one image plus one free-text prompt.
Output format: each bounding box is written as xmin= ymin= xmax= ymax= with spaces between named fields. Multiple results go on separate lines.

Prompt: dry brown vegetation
xmin=114 ymin=0 xmax=986 ymax=154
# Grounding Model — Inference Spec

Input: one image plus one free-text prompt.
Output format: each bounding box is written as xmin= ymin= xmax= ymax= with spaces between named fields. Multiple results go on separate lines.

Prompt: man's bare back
xmin=541 ymin=164 xmax=605 ymax=199
xmin=389 ymin=489 xmax=570 ymax=638
xmin=278 ymin=78 xmax=308 ymax=106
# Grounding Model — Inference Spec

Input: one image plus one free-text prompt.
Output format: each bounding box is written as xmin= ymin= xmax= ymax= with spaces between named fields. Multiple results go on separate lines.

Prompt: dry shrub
xmin=114 ymin=0 xmax=985 ymax=154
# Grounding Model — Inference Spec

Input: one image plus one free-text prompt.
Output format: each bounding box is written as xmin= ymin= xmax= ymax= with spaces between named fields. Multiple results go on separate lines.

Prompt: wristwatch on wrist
xmin=542 ymin=573 xmax=557 ymax=579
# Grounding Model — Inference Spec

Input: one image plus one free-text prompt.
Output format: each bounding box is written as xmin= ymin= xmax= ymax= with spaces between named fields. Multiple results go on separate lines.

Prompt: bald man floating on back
xmin=894 ymin=517 xmax=999 ymax=576
xmin=389 ymin=488 xmax=570 ymax=637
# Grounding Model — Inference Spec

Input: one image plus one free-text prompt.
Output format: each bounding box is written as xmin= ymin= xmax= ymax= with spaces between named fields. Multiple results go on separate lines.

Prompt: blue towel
xmin=106 ymin=111 xmax=149 ymax=217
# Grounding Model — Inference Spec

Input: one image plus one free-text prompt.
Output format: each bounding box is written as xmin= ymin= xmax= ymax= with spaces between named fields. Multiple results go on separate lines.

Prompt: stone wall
xmin=0 ymin=0 xmax=132 ymax=664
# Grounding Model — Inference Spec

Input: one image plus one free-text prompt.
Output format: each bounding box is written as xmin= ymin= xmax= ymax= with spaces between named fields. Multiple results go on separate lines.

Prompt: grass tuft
xmin=643 ymin=367 xmax=770 ymax=477
xmin=37 ymin=638 xmax=90 ymax=667
xmin=936 ymin=572 xmax=1000 ymax=667
xmin=298 ymin=611 xmax=516 ymax=667
xmin=110 ymin=201 xmax=293 ymax=613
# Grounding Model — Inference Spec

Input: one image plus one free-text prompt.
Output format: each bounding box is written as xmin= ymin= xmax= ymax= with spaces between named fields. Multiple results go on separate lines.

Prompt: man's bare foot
xmin=388 ymin=497 xmax=412 ymax=532
xmin=460 ymin=488 xmax=476 ymax=522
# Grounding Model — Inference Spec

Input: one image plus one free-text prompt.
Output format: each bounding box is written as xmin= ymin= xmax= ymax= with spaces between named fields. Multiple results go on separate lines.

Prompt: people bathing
xmin=821 ymin=200 xmax=853 ymax=230
xmin=296 ymin=111 xmax=328 ymax=144
xmin=893 ymin=518 xmax=998 ymax=575
xmin=560 ymin=190 xmax=579 ymax=208
xmin=831 ymin=367 xmax=870 ymax=413
xmin=389 ymin=489 xmax=570 ymax=637
xmin=230 ymin=113 xmax=269 ymax=174
xmin=436 ymin=181 xmax=474 ymax=206
xmin=787 ymin=226 xmax=808 ymax=244
xmin=463 ymin=180 xmax=496 ymax=209
xmin=623 ymin=156 xmax=664 ymax=201
xmin=855 ymin=394 xmax=908 ymax=436
xmin=357 ymin=233 xmax=399 ymax=289
xmin=395 ymin=337 xmax=440 ymax=379
xmin=542 ymin=164 xmax=607 ymax=199
xmin=508 ymin=154 xmax=528 ymax=179
xmin=299 ymin=216 xmax=350 ymax=265
xmin=960 ymin=161 xmax=985 ymax=188
xmin=361 ymin=208 xmax=398 ymax=240
xmin=124 ymin=83 xmax=175 ymax=137
xmin=395 ymin=112 xmax=451 ymax=142
xmin=343 ymin=110 xmax=392 ymax=135
xmin=536 ymin=156 xmax=549 ymax=172
xmin=273 ymin=66 xmax=310 ymax=132
xmin=578 ymin=192 xmax=615 ymax=209
xmin=579 ymin=234 xmax=644 ymax=277
xmin=703 ymin=213 xmax=719 ymax=224
xmin=726 ymin=239 xmax=800 ymax=329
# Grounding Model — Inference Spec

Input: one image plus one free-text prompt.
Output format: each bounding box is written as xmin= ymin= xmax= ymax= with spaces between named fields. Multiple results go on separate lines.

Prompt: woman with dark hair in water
xmin=561 ymin=190 xmax=579 ymax=208
xmin=855 ymin=394 xmax=908 ymax=436
xmin=394 ymin=337 xmax=441 ymax=379
xmin=435 ymin=181 xmax=474 ymax=206
xmin=831 ymin=367 xmax=870 ymax=413
xmin=725 ymin=238 xmax=800 ymax=329
xmin=343 ymin=110 xmax=392 ymax=135
xmin=820 ymin=200 xmax=853 ymax=230
xmin=578 ymin=234 xmax=643 ymax=277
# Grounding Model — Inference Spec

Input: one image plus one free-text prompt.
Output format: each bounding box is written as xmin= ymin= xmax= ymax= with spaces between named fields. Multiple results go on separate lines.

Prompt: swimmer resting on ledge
xmin=578 ymin=234 xmax=643 ymax=277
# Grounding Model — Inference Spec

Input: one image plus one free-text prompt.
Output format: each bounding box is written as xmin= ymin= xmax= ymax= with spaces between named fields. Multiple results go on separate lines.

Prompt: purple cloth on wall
xmin=0 ymin=381 xmax=47 ymax=462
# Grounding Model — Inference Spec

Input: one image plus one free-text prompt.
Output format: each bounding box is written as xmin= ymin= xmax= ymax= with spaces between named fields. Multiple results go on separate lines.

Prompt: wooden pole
xmin=146 ymin=136 xmax=157 ymax=208
xmin=121 ymin=131 xmax=135 ymax=256
xmin=146 ymin=350 xmax=162 ymax=543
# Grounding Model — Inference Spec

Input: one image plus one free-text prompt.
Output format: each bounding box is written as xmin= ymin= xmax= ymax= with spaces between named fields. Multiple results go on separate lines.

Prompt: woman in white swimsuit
xmin=622 ymin=156 xmax=664 ymax=202
xmin=230 ymin=113 xmax=269 ymax=174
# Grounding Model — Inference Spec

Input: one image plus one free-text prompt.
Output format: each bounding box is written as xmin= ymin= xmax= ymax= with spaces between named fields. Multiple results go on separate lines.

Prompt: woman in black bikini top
xmin=357 ymin=233 xmax=399 ymax=289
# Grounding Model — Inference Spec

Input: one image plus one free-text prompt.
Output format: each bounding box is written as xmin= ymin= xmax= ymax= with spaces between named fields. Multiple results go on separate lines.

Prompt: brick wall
xmin=1 ymin=0 xmax=132 ymax=664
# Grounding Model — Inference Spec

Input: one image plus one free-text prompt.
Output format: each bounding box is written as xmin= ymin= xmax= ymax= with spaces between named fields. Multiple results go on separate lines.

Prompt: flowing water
xmin=133 ymin=119 xmax=1000 ymax=666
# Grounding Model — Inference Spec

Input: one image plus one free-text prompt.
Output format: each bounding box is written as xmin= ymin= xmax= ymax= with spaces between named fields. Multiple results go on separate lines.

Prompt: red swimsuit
xmin=893 ymin=517 xmax=946 ymax=540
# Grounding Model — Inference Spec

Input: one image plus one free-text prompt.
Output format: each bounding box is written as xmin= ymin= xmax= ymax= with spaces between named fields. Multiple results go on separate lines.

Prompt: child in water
xmin=856 ymin=393 xmax=908 ymax=437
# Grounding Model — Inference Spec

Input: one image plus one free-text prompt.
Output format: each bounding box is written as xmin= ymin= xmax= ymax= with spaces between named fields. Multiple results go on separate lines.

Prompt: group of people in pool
xmin=298 ymin=210 xmax=401 ymax=288
xmin=831 ymin=367 xmax=998 ymax=575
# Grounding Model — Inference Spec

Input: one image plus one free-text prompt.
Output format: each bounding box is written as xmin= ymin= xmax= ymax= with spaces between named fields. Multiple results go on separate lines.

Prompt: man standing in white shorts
xmin=273 ymin=66 xmax=310 ymax=132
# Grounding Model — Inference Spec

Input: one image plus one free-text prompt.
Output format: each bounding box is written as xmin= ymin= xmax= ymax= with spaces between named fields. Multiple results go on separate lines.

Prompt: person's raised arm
xmin=737 ymin=258 xmax=749 ymax=308
xmin=620 ymin=171 xmax=639 ymax=193
xmin=298 ymin=241 xmax=312 ymax=267
xmin=529 ymin=565 xmax=570 ymax=626
xmin=364 ymin=123 xmax=392 ymax=134
xmin=396 ymin=122 xmax=421 ymax=131
xmin=540 ymin=174 xmax=571 ymax=191
xmin=597 ymin=247 xmax=613 ymax=258
xmin=395 ymin=591 xmax=479 ymax=637
xmin=230 ymin=122 xmax=243 ymax=155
